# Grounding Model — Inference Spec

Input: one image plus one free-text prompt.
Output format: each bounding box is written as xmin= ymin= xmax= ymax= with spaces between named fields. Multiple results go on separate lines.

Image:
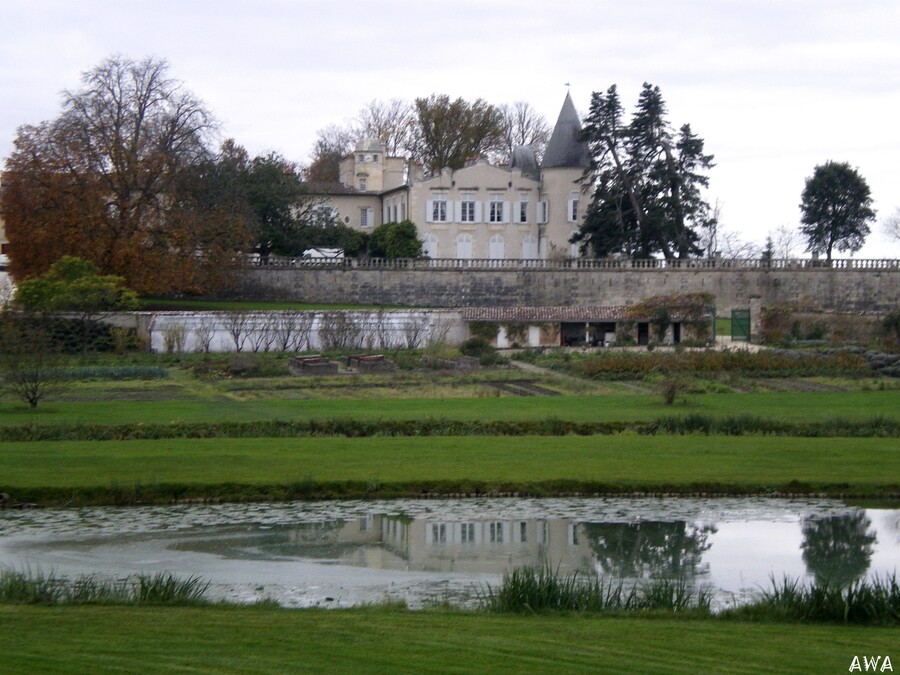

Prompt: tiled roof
xmin=462 ymin=306 xmax=632 ymax=322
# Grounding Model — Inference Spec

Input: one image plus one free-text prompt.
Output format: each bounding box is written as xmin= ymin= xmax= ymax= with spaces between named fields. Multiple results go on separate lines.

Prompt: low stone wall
xmin=237 ymin=258 xmax=900 ymax=315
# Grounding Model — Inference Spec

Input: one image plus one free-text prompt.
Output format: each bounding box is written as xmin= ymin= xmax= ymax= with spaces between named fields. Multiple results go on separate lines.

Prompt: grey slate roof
xmin=509 ymin=145 xmax=540 ymax=179
xmin=541 ymin=93 xmax=591 ymax=169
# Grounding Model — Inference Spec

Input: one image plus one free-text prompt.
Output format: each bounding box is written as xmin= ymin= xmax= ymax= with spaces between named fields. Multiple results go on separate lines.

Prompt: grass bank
xmin=0 ymin=605 xmax=894 ymax=674
xmin=2 ymin=390 xmax=899 ymax=427
xmin=2 ymin=435 xmax=896 ymax=505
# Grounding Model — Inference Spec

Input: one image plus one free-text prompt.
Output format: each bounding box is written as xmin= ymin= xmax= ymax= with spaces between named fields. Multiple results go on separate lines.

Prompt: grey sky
xmin=3 ymin=0 xmax=898 ymax=256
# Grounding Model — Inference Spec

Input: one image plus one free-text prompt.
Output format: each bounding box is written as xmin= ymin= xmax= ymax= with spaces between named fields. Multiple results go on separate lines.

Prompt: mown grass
xmin=1 ymin=435 xmax=896 ymax=503
xmin=0 ymin=605 xmax=894 ymax=674
xmin=2 ymin=389 xmax=899 ymax=427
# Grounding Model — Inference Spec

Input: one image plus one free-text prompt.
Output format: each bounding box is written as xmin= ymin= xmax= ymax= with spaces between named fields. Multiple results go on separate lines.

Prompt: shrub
xmin=459 ymin=337 xmax=494 ymax=359
xmin=660 ymin=372 xmax=689 ymax=405
xmin=882 ymin=310 xmax=900 ymax=350
xmin=469 ymin=322 xmax=499 ymax=343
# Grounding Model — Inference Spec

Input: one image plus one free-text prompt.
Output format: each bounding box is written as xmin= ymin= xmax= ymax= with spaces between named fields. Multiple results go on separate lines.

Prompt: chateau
xmin=311 ymin=94 xmax=590 ymax=259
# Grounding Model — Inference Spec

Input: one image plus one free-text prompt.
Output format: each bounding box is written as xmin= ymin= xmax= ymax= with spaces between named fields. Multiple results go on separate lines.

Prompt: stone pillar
xmin=749 ymin=296 xmax=762 ymax=342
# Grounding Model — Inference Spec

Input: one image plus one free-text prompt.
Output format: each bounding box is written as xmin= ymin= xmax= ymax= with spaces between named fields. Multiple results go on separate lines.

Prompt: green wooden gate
xmin=731 ymin=308 xmax=751 ymax=341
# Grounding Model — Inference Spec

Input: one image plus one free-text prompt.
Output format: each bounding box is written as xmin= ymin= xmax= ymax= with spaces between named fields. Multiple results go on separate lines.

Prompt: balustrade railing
xmin=248 ymin=255 xmax=899 ymax=271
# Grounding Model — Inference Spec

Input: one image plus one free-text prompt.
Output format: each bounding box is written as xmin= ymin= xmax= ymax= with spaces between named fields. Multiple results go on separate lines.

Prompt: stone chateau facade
xmin=310 ymin=94 xmax=590 ymax=260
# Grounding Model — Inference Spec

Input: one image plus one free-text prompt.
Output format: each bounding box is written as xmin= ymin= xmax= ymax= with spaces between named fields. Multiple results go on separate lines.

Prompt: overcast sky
xmin=3 ymin=0 xmax=898 ymax=257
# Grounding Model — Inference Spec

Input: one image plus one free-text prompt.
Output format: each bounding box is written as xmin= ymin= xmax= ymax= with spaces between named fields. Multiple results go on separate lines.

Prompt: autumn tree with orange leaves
xmin=1 ymin=56 xmax=250 ymax=295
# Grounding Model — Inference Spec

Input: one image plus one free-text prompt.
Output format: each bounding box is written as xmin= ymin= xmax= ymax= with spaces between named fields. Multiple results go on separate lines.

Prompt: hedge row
xmin=2 ymin=415 xmax=898 ymax=442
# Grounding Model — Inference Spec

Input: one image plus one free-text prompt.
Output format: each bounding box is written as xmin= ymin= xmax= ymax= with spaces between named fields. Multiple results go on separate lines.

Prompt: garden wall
xmin=237 ymin=259 xmax=900 ymax=316
xmin=137 ymin=309 xmax=465 ymax=354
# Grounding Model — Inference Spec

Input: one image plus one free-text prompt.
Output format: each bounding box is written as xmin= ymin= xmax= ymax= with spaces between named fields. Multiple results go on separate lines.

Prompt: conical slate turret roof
xmin=541 ymin=92 xmax=590 ymax=169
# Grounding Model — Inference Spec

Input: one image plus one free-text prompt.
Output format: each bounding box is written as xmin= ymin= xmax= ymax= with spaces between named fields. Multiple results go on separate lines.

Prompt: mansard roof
xmin=541 ymin=93 xmax=590 ymax=169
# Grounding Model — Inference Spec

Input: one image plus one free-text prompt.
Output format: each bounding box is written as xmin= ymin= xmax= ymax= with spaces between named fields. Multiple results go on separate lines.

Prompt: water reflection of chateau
xmin=276 ymin=509 xmax=884 ymax=584
xmin=285 ymin=515 xmax=712 ymax=579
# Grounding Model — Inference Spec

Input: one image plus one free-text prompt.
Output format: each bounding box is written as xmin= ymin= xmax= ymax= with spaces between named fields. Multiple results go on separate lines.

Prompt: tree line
xmin=1 ymin=56 xmax=548 ymax=295
xmin=1 ymin=55 xmax=887 ymax=299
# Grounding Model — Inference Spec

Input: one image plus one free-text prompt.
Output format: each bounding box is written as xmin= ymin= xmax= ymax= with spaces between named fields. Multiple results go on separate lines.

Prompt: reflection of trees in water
xmin=801 ymin=511 xmax=876 ymax=585
xmin=582 ymin=521 xmax=716 ymax=580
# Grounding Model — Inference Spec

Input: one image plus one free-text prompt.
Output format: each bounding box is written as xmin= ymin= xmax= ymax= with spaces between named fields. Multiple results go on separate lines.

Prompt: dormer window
xmin=359 ymin=177 xmax=367 ymax=191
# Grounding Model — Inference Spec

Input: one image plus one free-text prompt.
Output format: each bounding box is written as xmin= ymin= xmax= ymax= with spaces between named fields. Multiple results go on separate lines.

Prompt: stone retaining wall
xmin=238 ymin=259 xmax=900 ymax=315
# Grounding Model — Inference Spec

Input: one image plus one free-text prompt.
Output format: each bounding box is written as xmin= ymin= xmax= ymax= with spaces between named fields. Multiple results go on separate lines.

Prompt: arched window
xmin=489 ymin=234 xmax=505 ymax=260
xmin=522 ymin=234 xmax=538 ymax=259
xmin=456 ymin=233 xmax=473 ymax=260
xmin=422 ymin=234 xmax=438 ymax=259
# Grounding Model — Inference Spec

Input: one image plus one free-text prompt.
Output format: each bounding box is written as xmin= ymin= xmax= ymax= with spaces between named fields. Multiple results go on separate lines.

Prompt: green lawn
xmin=2 ymin=436 xmax=896 ymax=497
xmin=2 ymin=389 xmax=899 ymax=427
xmin=0 ymin=606 xmax=894 ymax=674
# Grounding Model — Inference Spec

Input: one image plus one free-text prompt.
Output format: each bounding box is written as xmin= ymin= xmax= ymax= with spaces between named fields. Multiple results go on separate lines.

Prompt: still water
xmin=1 ymin=498 xmax=896 ymax=609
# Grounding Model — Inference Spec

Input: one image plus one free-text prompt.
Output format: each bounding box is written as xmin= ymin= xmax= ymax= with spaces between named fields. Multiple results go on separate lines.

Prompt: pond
xmin=0 ymin=498 xmax=896 ymax=609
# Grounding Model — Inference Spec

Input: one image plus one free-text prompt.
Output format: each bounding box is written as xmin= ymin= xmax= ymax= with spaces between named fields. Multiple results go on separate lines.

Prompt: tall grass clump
xmin=132 ymin=572 xmax=210 ymax=604
xmin=479 ymin=565 xmax=711 ymax=615
xmin=724 ymin=574 xmax=900 ymax=625
xmin=0 ymin=568 xmax=65 ymax=604
xmin=0 ymin=568 xmax=210 ymax=606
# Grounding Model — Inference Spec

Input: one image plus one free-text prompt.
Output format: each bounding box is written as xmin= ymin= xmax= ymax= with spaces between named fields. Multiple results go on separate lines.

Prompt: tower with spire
xmin=316 ymin=93 xmax=591 ymax=260
xmin=539 ymin=92 xmax=591 ymax=258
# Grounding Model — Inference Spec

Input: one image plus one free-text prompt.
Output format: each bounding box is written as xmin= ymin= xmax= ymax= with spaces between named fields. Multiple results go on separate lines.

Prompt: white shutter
xmin=426 ymin=200 xmax=434 ymax=223
xmin=502 ymin=201 xmax=510 ymax=223
xmin=473 ymin=201 xmax=482 ymax=223
xmin=455 ymin=201 xmax=462 ymax=223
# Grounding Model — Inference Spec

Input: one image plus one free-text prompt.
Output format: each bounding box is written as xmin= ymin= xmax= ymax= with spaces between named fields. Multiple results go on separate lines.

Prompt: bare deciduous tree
xmin=318 ymin=312 xmax=362 ymax=351
xmin=247 ymin=313 xmax=277 ymax=353
xmin=303 ymin=123 xmax=357 ymax=183
xmin=294 ymin=313 xmax=315 ymax=352
xmin=162 ymin=323 xmax=187 ymax=354
xmin=272 ymin=312 xmax=298 ymax=352
xmin=193 ymin=316 xmax=216 ymax=353
xmin=427 ymin=314 xmax=453 ymax=350
xmin=224 ymin=311 xmax=251 ymax=353
xmin=882 ymin=208 xmax=900 ymax=243
xmin=499 ymin=101 xmax=551 ymax=163
xmin=0 ymin=320 xmax=64 ymax=409
xmin=357 ymin=99 xmax=414 ymax=156
xmin=771 ymin=224 xmax=804 ymax=260
xmin=402 ymin=314 xmax=431 ymax=349
xmin=713 ymin=228 xmax=761 ymax=259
